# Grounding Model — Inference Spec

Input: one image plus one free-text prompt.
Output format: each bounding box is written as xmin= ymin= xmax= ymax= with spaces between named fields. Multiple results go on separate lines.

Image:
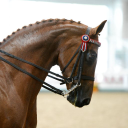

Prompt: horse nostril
xmin=82 ymin=98 xmax=91 ymax=105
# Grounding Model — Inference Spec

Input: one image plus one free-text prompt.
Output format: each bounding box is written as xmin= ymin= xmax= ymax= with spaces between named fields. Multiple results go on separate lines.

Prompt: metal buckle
xmin=66 ymin=77 xmax=73 ymax=84
xmin=62 ymin=83 xmax=81 ymax=97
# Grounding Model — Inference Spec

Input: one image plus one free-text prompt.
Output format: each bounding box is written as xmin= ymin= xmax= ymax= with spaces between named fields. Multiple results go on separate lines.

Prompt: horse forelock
xmin=0 ymin=19 xmax=82 ymax=44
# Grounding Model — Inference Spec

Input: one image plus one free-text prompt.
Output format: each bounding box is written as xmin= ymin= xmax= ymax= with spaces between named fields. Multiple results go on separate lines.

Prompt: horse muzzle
xmin=67 ymin=87 xmax=91 ymax=107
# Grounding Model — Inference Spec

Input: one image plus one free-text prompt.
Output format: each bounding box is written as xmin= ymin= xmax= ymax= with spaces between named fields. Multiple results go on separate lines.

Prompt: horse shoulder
xmin=0 ymin=63 xmax=26 ymax=127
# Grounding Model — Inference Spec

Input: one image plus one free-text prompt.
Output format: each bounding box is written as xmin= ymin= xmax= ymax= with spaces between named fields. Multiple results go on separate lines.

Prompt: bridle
xmin=60 ymin=27 xmax=101 ymax=96
xmin=0 ymin=27 xmax=101 ymax=97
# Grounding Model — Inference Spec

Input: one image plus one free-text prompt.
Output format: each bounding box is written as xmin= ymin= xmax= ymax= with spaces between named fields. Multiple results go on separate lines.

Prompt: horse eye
xmin=86 ymin=52 xmax=97 ymax=63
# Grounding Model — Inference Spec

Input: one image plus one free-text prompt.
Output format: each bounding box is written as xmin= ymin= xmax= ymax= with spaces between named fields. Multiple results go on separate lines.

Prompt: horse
xmin=0 ymin=19 xmax=106 ymax=128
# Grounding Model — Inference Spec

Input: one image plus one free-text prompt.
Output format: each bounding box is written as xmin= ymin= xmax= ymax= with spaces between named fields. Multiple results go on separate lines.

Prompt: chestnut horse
xmin=0 ymin=19 xmax=106 ymax=128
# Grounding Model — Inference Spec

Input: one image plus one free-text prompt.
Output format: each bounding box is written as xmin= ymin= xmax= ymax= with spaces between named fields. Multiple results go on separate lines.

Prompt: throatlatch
xmin=0 ymin=27 xmax=101 ymax=97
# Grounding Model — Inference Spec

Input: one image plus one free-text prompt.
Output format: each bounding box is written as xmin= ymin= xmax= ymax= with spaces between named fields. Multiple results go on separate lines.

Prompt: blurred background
xmin=0 ymin=0 xmax=128 ymax=128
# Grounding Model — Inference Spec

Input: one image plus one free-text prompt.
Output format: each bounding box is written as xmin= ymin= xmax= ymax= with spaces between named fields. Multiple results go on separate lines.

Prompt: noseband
xmin=0 ymin=27 xmax=101 ymax=97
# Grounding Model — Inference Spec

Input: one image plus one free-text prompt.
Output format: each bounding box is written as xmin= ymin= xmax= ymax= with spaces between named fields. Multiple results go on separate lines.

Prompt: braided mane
xmin=0 ymin=19 xmax=81 ymax=44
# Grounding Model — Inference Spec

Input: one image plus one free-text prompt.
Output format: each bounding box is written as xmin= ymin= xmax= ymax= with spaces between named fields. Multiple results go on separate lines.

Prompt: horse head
xmin=58 ymin=20 xmax=107 ymax=107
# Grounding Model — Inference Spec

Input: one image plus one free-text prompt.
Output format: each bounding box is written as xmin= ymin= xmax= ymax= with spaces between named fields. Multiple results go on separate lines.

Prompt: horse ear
xmin=94 ymin=20 xmax=107 ymax=35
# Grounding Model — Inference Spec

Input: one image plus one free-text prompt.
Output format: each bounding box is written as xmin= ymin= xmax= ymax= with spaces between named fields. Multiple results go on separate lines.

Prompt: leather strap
xmin=74 ymin=75 xmax=94 ymax=81
xmin=85 ymin=27 xmax=91 ymax=35
xmin=62 ymin=45 xmax=80 ymax=73
xmin=0 ymin=55 xmax=63 ymax=95
xmin=0 ymin=50 xmax=68 ymax=82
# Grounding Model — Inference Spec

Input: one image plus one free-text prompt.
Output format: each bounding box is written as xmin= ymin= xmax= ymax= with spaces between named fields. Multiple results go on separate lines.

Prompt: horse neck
xmin=0 ymin=21 xmax=86 ymax=101
xmin=1 ymin=20 xmax=86 ymax=71
xmin=1 ymin=27 xmax=61 ymax=70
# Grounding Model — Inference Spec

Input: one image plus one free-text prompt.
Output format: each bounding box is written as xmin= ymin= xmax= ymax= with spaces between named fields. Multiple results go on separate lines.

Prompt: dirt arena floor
xmin=37 ymin=92 xmax=128 ymax=128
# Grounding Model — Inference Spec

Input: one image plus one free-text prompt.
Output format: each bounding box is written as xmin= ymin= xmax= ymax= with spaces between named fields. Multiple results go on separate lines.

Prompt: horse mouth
xmin=67 ymin=90 xmax=78 ymax=106
xmin=67 ymin=88 xmax=91 ymax=108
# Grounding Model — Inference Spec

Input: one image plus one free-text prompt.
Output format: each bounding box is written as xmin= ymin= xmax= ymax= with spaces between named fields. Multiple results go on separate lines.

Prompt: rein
xmin=0 ymin=27 xmax=101 ymax=97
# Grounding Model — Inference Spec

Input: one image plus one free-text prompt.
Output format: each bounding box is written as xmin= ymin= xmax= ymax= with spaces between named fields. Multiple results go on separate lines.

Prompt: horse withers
xmin=0 ymin=19 xmax=106 ymax=128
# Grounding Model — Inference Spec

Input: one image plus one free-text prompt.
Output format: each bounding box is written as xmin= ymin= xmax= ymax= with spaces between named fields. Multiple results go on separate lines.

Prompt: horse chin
xmin=67 ymin=91 xmax=78 ymax=107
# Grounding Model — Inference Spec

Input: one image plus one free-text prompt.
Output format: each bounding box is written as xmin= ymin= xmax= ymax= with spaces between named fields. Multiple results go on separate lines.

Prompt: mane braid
xmin=55 ymin=19 xmax=59 ymax=22
xmin=12 ymin=32 xmax=15 ymax=35
xmin=3 ymin=39 xmax=6 ymax=42
xmin=70 ymin=19 xmax=74 ymax=23
xmin=7 ymin=35 xmax=10 ymax=38
xmin=48 ymin=19 xmax=53 ymax=22
xmin=17 ymin=29 xmax=20 ymax=31
xmin=29 ymin=24 xmax=33 ymax=26
xmin=78 ymin=21 xmax=81 ymax=24
xmin=62 ymin=18 xmax=67 ymax=21
xmin=36 ymin=21 xmax=40 ymax=24
xmin=22 ymin=26 xmax=27 ymax=29
xmin=42 ymin=20 xmax=46 ymax=23
xmin=0 ymin=18 xmax=81 ymax=44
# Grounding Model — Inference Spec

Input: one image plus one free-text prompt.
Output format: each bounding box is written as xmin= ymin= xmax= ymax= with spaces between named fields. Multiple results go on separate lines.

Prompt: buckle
xmin=66 ymin=77 xmax=73 ymax=84
xmin=62 ymin=83 xmax=81 ymax=97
